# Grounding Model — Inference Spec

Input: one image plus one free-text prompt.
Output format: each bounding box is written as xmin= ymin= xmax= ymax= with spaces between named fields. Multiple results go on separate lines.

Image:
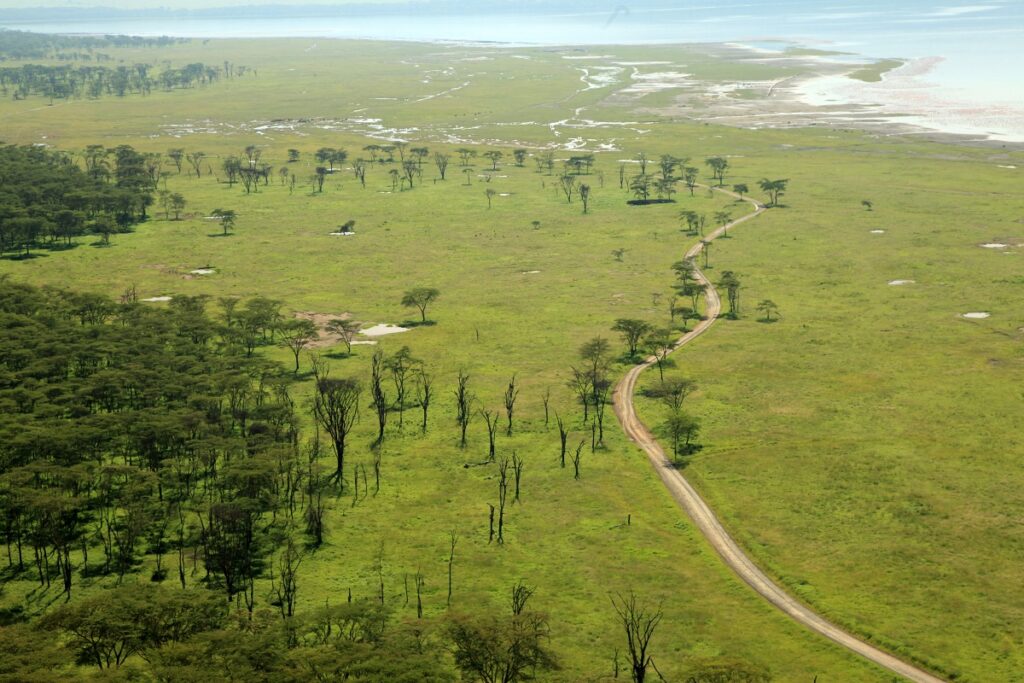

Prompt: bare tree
xmin=447 ymin=530 xmax=458 ymax=607
xmin=416 ymin=370 xmax=433 ymax=433
xmin=503 ymin=375 xmax=519 ymax=436
xmin=482 ymin=408 xmax=499 ymax=462
xmin=512 ymin=452 xmax=524 ymax=503
xmin=611 ymin=592 xmax=663 ymax=683
xmin=511 ymin=580 xmax=534 ymax=615
xmin=571 ymin=440 xmax=584 ymax=480
xmin=271 ymin=538 xmax=303 ymax=619
xmin=454 ymin=370 xmax=473 ymax=448
xmin=370 ymin=349 xmax=388 ymax=447
xmin=497 ymin=457 xmax=509 ymax=544
xmin=556 ymin=414 xmax=569 ymax=468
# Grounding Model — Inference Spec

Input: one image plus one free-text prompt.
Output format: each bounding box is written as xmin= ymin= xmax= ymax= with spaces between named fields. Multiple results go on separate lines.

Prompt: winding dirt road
xmin=611 ymin=189 xmax=945 ymax=683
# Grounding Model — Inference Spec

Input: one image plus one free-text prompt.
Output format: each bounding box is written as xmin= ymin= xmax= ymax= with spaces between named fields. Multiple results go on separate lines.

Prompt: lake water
xmin=4 ymin=1 xmax=1024 ymax=141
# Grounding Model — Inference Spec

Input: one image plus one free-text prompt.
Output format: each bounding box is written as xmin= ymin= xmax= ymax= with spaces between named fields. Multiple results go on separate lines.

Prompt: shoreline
xmin=787 ymin=56 xmax=1024 ymax=145
xmin=3 ymin=24 xmax=1022 ymax=148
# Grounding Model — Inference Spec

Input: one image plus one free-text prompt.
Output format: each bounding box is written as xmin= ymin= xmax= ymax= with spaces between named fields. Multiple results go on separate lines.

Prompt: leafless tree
xmin=611 ymin=592 xmax=663 ymax=683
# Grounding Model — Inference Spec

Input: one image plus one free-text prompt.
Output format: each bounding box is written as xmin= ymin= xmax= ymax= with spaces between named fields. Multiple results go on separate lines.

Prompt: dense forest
xmin=0 ymin=60 xmax=244 ymax=101
xmin=0 ymin=145 xmax=157 ymax=256
xmin=0 ymin=29 xmax=183 ymax=60
xmin=0 ymin=277 xmax=453 ymax=680
xmin=0 ymin=278 xmax=575 ymax=682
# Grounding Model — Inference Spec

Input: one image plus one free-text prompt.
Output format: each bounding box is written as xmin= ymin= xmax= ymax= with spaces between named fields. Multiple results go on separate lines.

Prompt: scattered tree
xmin=613 ymin=319 xmax=653 ymax=358
xmin=401 ymin=287 xmax=441 ymax=323
xmin=756 ymin=299 xmax=779 ymax=322
xmin=280 ymin=319 xmax=319 ymax=374
xmin=579 ymin=184 xmax=591 ymax=213
xmin=210 ymin=208 xmax=236 ymax=236
xmin=705 ymin=156 xmax=729 ymax=186
xmin=758 ymin=178 xmax=788 ymax=207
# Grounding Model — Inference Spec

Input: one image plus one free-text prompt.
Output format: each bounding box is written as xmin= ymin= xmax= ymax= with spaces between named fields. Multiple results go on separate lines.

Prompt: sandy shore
xmin=790 ymin=57 xmax=1024 ymax=144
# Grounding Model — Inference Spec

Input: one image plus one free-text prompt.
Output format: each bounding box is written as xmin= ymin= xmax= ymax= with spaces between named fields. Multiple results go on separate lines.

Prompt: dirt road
xmin=611 ymin=189 xmax=945 ymax=683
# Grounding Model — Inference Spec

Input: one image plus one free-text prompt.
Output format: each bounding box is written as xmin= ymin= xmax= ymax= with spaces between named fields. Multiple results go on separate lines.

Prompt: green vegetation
xmin=0 ymin=29 xmax=183 ymax=59
xmin=0 ymin=144 xmax=154 ymax=255
xmin=847 ymin=58 xmax=905 ymax=82
xmin=0 ymin=34 xmax=1021 ymax=681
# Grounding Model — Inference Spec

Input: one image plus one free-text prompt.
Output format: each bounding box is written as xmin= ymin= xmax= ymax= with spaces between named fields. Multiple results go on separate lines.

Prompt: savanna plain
xmin=0 ymin=35 xmax=1022 ymax=682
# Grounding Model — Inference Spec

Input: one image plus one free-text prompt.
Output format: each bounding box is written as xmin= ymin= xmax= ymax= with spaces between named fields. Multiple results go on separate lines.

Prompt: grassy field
xmin=2 ymin=36 xmax=1023 ymax=681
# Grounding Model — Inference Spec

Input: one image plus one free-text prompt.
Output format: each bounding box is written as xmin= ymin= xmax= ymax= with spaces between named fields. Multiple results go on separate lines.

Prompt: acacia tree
xmin=167 ymin=148 xmax=185 ymax=173
xmin=448 ymin=602 xmax=558 ymax=682
xmin=644 ymin=327 xmax=675 ymax=381
xmin=210 ymin=208 xmax=236 ymax=236
xmin=326 ymin=318 xmax=360 ymax=355
xmin=311 ymin=371 xmax=361 ymax=485
xmin=649 ymin=377 xmax=697 ymax=415
xmin=636 ymin=152 xmax=648 ymax=174
xmin=613 ymin=319 xmax=652 ymax=358
xmin=483 ymin=150 xmax=503 ymax=170
xmin=757 ymin=299 xmax=779 ymax=322
xmin=280 ymin=319 xmax=319 ymax=374
xmin=629 ymin=174 xmax=652 ymax=202
xmin=578 ymin=337 xmax=612 ymax=445
xmin=579 ymin=184 xmax=591 ymax=213
xmin=683 ymin=166 xmax=699 ymax=196
xmin=385 ymin=346 xmax=418 ymax=429
xmin=733 ymin=183 xmax=748 ymax=198
xmin=315 ymin=147 xmax=335 ymax=170
xmin=559 ymin=174 xmax=576 ymax=204
xmin=401 ymin=287 xmax=441 ymax=323
xmin=486 ymin=188 xmax=496 ymax=209
xmin=657 ymin=154 xmax=678 ymax=184
xmin=410 ymin=146 xmax=429 ymax=167
xmin=714 ymin=210 xmax=732 ymax=236
xmin=719 ymin=271 xmax=742 ymax=318
xmin=758 ymin=178 xmax=788 ymax=206
xmin=186 ymin=151 xmax=205 ymax=177
xmin=457 ymin=148 xmax=477 ymax=167
xmin=169 ymin=193 xmax=186 ymax=220
xmin=434 ymin=152 xmax=450 ymax=180
xmin=513 ymin=148 xmax=528 ymax=166
xmin=665 ymin=412 xmax=701 ymax=460
xmin=705 ymin=156 xmax=729 ymax=185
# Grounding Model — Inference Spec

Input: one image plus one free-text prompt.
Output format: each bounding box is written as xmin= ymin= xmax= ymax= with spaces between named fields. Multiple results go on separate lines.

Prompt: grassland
xmin=1 ymin=36 xmax=1023 ymax=681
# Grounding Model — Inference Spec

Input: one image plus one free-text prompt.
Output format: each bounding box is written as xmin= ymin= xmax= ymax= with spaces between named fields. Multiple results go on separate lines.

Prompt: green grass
xmin=2 ymin=35 xmax=1023 ymax=680
xmin=847 ymin=59 xmax=905 ymax=82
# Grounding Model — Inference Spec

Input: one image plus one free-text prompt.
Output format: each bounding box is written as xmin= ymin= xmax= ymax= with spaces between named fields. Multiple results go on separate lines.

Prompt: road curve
xmin=611 ymin=189 xmax=945 ymax=683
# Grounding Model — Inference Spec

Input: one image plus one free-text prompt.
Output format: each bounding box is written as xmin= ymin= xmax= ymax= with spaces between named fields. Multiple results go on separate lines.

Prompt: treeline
xmin=0 ymin=29 xmax=183 ymax=60
xmin=0 ymin=144 xmax=157 ymax=257
xmin=0 ymin=60 xmax=246 ymax=102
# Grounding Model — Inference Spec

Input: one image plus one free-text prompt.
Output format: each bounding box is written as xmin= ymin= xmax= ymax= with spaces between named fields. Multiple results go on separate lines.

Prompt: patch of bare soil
xmin=295 ymin=311 xmax=354 ymax=349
